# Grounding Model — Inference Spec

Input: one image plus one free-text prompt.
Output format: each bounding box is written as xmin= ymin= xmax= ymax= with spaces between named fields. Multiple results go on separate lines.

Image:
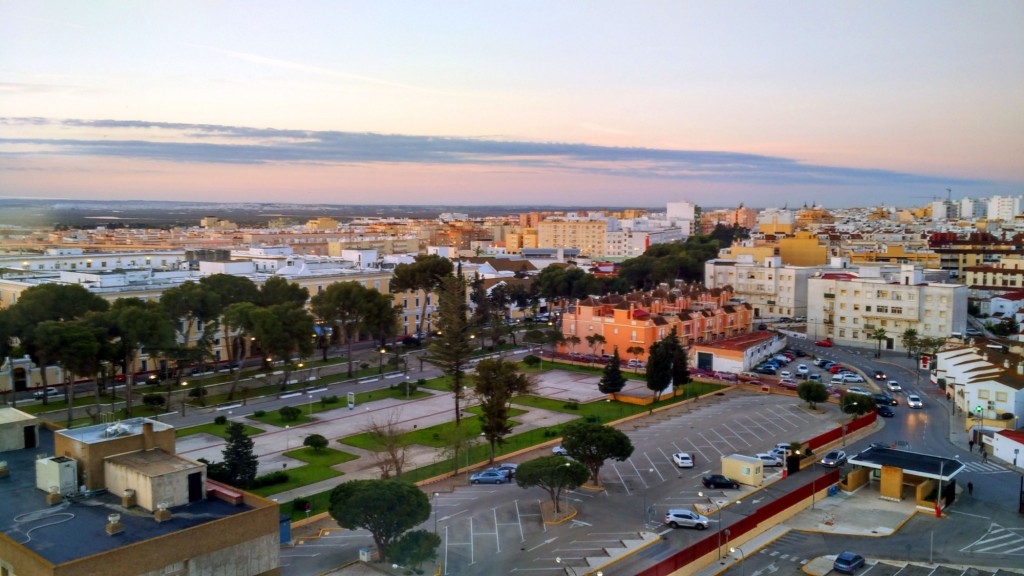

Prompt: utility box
xmin=359 ymin=546 xmax=379 ymax=562
xmin=36 ymin=455 xmax=78 ymax=495
xmin=721 ymin=454 xmax=763 ymax=486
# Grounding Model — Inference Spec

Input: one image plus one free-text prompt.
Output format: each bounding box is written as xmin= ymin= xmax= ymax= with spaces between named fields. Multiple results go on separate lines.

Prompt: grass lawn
xmin=338 ymin=405 xmax=525 ymax=451
xmin=16 ymin=395 xmax=121 ymax=415
xmin=248 ymin=410 xmax=316 ymax=427
xmin=175 ymin=422 xmax=265 ymax=439
xmin=284 ymin=446 xmax=358 ymax=467
xmin=249 ymin=465 xmax=342 ymax=497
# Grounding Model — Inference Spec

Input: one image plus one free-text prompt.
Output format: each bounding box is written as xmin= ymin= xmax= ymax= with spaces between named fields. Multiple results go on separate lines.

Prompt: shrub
xmin=1001 ymin=412 xmax=1014 ymax=420
xmin=279 ymin=406 xmax=302 ymax=422
xmin=253 ymin=410 xmax=266 ymax=417
xmin=250 ymin=471 xmax=289 ymax=489
xmin=522 ymin=355 xmax=541 ymax=368
xmin=142 ymin=393 xmax=166 ymax=408
xmin=291 ymin=498 xmax=311 ymax=513
xmin=585 ymin=415 xmax=601 ymax=423
xmin=214 ymin=415 xmax=227 ymax=425
xmin=562 ymin=401 xmax=580 ymax=410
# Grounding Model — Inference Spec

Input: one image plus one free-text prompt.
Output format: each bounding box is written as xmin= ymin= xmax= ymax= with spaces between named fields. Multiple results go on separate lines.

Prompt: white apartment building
xmin=704 ymin=256 xmax=853 ymax=320
xmin=604 ymin=227 xmax=684 ymax=259
xmin=0 ymin=248 xmax=187 ymax=274
xmin=960 ymin=197 xmax=987 ymax=219
xmin=934 ymin=345 xmax=1023 ymax=432
xmin=535 ymin=219 xmax=610 ymax=258
xmin=987 ymin=195 xmax=1023 ymax=222
xmin=665 ymin=200 xmax=698 ymax=235
xmin=807 ymin=265 xmax=967 ymax=351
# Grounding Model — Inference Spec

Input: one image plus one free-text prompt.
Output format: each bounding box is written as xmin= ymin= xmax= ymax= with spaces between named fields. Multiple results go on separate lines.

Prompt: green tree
xmin=2 ymin=284 xmax=108 ymax=400
xmin=665 ymin=328 xmax=690 ymax=391
xmin=389 ymin=529 xmax=442 ymax=571
xmin=900 ymin=328 xmax=919 ymax=359
xmin=161 ymin=281 xmax=221 ymax=377
xmin=199 ymin=274 xmax=260 ymax=371
xmin=390 ymin=254 xmax=454 ymax=335
xmin=311 ymin=282 xmax=372 ymax=377
xmin=598 ymin=348 xmax=626 ymax=398
xmin=585 ymin=333 xmax=606 ymax=357
xmin=564 ymin=335 xmax=581 ymax=355
xmin=428 ymin=275 xmax=475 ymax=426
xmin=515 ymin=456 xmax=589 ymax=513
xmin=222 ymin=302 xmax=260 ymax=399
xmin=870 ymin=327 xmax=888 ymax=359
xmin=257 ymin=276 xmax=309 ymax=308
xmin=797 ymin=381 xmax=829 ymax=409
xmin=840 ymin=393 xmax=876 ymax=416
xmin=249 ymin=303 xmax=314 ymax=387
xmin=221 ymin=422 xmax=259 ymax=488
xmin=303 ymin=434 xmax=328 ymax=453
xmin=279 ymin=406 xmax=302 ymax=421
xmin=561 ymin=422 xmax=635 ymax=487
xmin=328 ymin=479 xmax=430 ymax=561
xmin=625 ymin=346 xmax=646 ymax=372
xmin=645 ymin=339 xmax=672 ymax=404
xmin=473 ymin=358 xmax=534 ymax=463
xmin=363 ymin=291 xmax=401 ymax=348
xmin=106 ymin=298 xmax=174 ymax=416
xmin=36 ymin=320 xmax=105 ymax=427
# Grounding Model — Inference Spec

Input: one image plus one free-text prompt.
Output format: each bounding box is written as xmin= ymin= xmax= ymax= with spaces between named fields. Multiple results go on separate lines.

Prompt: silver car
xmin=665 ymin=509 xmax=709 ymax=530
xmin=907 ymin=394 xmax=923 ymax=408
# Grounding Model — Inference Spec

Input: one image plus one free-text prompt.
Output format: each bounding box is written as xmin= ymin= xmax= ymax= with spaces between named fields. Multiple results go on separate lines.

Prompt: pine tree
xmin=598 ymin=348 xmax=626 ymax=399
xmin=427 ymin=275 xmax=474 ymax=426
xmin=221 ymin=422 xmax=259 ymax=488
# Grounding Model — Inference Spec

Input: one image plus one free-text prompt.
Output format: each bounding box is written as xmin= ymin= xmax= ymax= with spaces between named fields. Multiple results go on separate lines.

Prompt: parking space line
xmin=645 ymin=452 xmax=667 ymax=481
xmin=470 ymin=517 xmax=475 ymax=564
xmin=493 ymin=508 xmax=500 ymax=553
xmin=629 ymin=458 xmax=651 ymax=488
xmin=759 ymin=413 xmax=791 ymax=432
xmin=745 ymin=417 xmax=776 ymax=438
xmin=514 ymin=500 xmax=526 ymax=542
xmin=698 ymin=432 xmax=724 ymax=455
xmin=612 ymin=462 xmax=632 ymax=495
xmin=683 ymin=438 xmax=711 ymax=463
xmin=444 ymin=526 xmax=449 ymax=575
xmin=711 ymin=426 xmax=745 ymax=449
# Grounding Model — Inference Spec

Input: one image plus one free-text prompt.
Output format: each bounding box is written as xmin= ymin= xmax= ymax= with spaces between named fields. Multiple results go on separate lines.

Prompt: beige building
xmin=536 ymin=220 xmax=609 ymax=258
xmin=807 ymin=265 xmax=967 ymax=350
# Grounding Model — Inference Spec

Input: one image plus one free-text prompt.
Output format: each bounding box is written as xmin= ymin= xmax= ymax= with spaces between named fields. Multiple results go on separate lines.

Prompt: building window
xmin=839 ymin=329 xmax=846 ymax=337
xmin=877 ymin=306 xmax=889 ymax=313
xmin=978 ymin=390 xmax=990 ymax=399
xmin=892 ymin=307 xmax=902 ymax=315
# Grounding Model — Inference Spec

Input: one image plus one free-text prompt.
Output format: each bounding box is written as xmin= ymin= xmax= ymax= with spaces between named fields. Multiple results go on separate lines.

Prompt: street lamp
xmin=308 ymin=393 xmax=314 ymax=417
xmin=641 ymin=467 xmax=654 ymax=531
xmin=698 ymin=491 xmax=723 ymax=560
xmin=555 ymin=556 xmax=578 ymax=576
xmin=562 ymin=462 xmax=572 ymax=515
xmin=378 ymin=348 xmax=386 ymax=374
xmin=730 ymin=546 xmax=746 ymax=576
xmin=433 ymin=492 xmax=440 ymax=535
xmin=404 ymin=375 xmax=410 ymax=399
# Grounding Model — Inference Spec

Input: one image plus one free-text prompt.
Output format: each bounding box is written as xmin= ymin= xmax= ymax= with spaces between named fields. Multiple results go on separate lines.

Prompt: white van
xmin=831 ymin=373 xmax=846 ymax=385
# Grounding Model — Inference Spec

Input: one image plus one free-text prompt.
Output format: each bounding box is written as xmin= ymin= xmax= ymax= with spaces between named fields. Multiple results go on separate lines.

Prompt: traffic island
xmin=539 ymin=500 xmax=577 ymax=524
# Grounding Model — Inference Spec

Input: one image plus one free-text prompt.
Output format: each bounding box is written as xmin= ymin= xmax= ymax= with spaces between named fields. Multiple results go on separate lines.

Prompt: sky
xmin=1 ymin=1 xmax=1022 ymax=208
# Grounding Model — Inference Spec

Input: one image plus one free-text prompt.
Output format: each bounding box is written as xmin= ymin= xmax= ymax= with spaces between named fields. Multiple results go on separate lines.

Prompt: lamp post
xmin=641 ymin=467 xmax=654 ymax=531
xmin=723 ymin=529 xmax=731 ymax=564
xmin=730 ymin=545 xmax=746 ymax=576
xmin=698 ymin=491 xmax=722 ymax=559
xmin=378 ymin=348 xmax=386 ymax=375
xmin=405 ymin=375 xmax=410 ymax=399
xmin=1015 ymin=449 xmax=1022 ymax=514
xmin=297 ymin=362 xmax=304 ymax=391
xmin=308 ymin=393 xmax=314 ymax=417
xmin=433 ymin=492 xmax=440 ymax=535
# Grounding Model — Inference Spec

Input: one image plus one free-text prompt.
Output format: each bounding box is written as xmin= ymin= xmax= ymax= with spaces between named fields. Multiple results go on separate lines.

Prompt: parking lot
xmin=431 ymin=389 xmax=844 ymax=575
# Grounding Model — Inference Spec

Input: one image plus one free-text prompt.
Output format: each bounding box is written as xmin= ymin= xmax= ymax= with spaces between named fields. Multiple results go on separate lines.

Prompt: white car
xmin=627 ymin=359 xmax=646 ymax=369
xmin=841 ymin=372 xmax=865 ymax=383
xmin=671 ymin=452 xmax=694 ymax=468
xmin=906 ymin=394 xmax=923 ymax=408
xmin=846 ymin=387 xmax=871 ymax=396
xmin=887 ymin=380 xmax=902 ymax=392
xmin=665 ymin=509 xmax=709 ymax=530
xmin=779 ymin=370 xmax=792 ymax=379
xmin=796 ymin=364 xmax=809 ymax=375
xmin=755 ymin=453 xmax=784 ymax=467
xmin=552 ymin=446 xmax=568 ymax=455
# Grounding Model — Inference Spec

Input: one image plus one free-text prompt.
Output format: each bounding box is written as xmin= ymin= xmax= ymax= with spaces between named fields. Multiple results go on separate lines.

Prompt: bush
xmin=321 ymin=395 xmax=339 ymax=405
xmin=279 ymin=406 xmax=302 ymax=422
xmin=562 ymin=401 xmax=580 ymax=410
xmin=214 ymin=415 xmax=227 ymax=425
xmin=585 ymin=415 xmax=601 ymax=423
xmin=250 ymin=471 xmax=290 ymax=489
xmin=523 ymin=355 xmax=541 ymax=368
xmin=142 ymin=393 xmax=166 ymax=408
xmin=254 ymin=410 xmax=266 ymax=417
xmin=291 ymin=498 xmax=311 ymax=513
xmin=1001 ymin=412 xmax=1014 ymax=420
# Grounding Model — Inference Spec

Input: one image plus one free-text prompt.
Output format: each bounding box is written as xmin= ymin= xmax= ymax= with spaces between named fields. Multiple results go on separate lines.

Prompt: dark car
xmin=877 ymin=405 xmax=895 ymax=418
xmin=497 ymin=463 xmax=518 ymax=478
xmin=833 ymin=551 xmax=865 ymax=574
xmin=872 ymin=393 xmax=898 ymax=406
xmin=820 ymin=450 xmax=848 ymax=468
xmin=794 ymin=349 xmax=806 ymax=357
xmin=756 ymin=366 xmax=777 ymax=375
xmin=702 ymin=475 xmax=740 ymax=489
xmin=873 ymin=369 xmax=887 ymax=380
xmin=757 ymin=323 xmax=768 ymax=331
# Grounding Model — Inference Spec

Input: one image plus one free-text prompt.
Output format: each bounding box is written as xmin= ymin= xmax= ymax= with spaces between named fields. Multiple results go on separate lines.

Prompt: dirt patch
xmin=538 ymin=499 xmax=576 ymax=524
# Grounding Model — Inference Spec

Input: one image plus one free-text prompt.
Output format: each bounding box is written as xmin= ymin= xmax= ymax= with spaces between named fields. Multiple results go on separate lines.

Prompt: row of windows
xmin=976 ymin=389 xmax=1009 ymax=402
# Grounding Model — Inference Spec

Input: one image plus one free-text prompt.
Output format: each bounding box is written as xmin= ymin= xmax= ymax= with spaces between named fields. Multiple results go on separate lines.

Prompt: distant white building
xmin=987 ymin=195 xmax=1023 ymax=222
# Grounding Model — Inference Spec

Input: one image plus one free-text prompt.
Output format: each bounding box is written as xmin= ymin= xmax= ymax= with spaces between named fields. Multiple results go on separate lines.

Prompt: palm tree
xmin=564 ymin=335 xmax=581 ymax=355
xmin=585 ymin=334 xmax=606 ymax=358
xmin=900 ymin=328 xmax=919 ymax=359
xmin=870 ymin=327 xmax=888 ymax=359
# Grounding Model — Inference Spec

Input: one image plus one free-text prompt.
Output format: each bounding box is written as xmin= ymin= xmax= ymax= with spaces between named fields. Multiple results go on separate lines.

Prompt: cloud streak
xmin=0 ymin=117 xmax=988 ymax=189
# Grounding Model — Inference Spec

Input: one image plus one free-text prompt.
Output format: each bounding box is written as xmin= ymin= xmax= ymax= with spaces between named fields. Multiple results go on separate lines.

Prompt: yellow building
xmin=536 ymin=220 xmax=609 ymax=258
xmin=778 ymin=231 xmax=829 ymax=266
xmin=306 ymin=216 xmax=340 ymax=230
xmin=847 ymin=245 xmax=940 ymax=267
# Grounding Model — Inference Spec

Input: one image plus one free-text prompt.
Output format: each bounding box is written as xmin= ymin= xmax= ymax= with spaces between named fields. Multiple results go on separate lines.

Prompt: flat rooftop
xmin=0 ymin=406 xmax=38 ymax=425
xmin=849 ymin=446 xmax=965 ymax=480
xmin=56 ymin=417 xmax=172 ymax=445
xmin=0 ymin=428 xmax=256 ymax=566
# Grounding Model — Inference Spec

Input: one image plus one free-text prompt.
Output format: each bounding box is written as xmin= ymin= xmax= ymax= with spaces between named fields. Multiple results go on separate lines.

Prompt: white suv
xmin=841 ymin=372 xmax=865 ymax=383
xmin=665 ymin=509 xmax=709 ymax=530
xmin=755 ymin=453 xmax=784 ymax=467
xmin=887 ymin=380 xmax=902 ymax=391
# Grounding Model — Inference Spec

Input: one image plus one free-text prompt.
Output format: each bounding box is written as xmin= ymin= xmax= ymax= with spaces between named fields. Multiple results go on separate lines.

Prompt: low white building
xmin=933 ymin=344 xmax=1023 ymax=433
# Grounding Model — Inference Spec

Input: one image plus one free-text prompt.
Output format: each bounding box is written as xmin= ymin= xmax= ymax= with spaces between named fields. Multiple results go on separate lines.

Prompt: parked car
xmin=846 ymin=387 xmax=870 ymax=396
xmin=809 ymin=373 xmax=822 ymax=382
xmin=470 ymin=470 xmax=508 ymax=484
xmin=872 ymin=393 xmax=898 ymax=406
xmin=701 ymin=475 xmax=741 ymax=489
xmin=831 ymin=374 xmax=846 ymax=385
xmin=497 ymin=463 xmax=518 ymax=478
xmin=672 ymin=452 xmax=694 ymax=468
xmin=833 ymin=551 xmax=866 ymax=574
xmin=841 ymin=372 xmax=865 ymax=383
xmin=33 ymin=387 xmax=59 ymax=399
xmin=755 ymin=453 xmax=784 ymax=467
xmin=756 ymin=366 xmax=777 ymax=375
xmin=794 ymin=349 xmax=807 ymax=357
xmin=820 ymin=450 xmax=848 ymax=468
xmin=814 ymin=339 xmax=833 ymax=347
xmin=552 ymin=446 xmax=569 ymax=455
xmin=873 ymin=370 xmax=887 ymax=380
xmin=626 ymin=359 xmax=646 ymax=369
xmin=796 ymin=364 xmax=809 ymax=375
xmin=779 ymin=370 xmax=792 ymax=379
xmin=887 ymin=380 xmax=902 ymax=392
xmin=906 ymin=394 xmax=923 ymax=408
xmin=665 ymin=509 xmax=709 ymax=530
xmin=966 ymin=328 xmax=982 ymax=337
xmin=757 ymin=323 xmax=768 ymax=331
xmin=877 ymin=405 xmax=895 ymax=418
xmin=829 ymin=365 xmax=848 ymax=374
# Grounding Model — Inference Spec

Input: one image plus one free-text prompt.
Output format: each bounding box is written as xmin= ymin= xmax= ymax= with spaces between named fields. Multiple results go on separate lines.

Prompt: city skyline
xmin=2 ymin=1 xmax=1022 ymax=207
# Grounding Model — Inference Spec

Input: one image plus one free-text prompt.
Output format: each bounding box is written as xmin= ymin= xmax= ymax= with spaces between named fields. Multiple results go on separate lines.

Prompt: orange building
xmin=559 ymin=286 xmax=753 ymax=360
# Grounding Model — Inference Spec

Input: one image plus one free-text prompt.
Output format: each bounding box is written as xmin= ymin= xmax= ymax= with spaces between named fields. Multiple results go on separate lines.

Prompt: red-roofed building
xmin=691 ymin=331 xmax=781 ymax=373
xmin=992 ymin=429 xmax=1024 ymax=467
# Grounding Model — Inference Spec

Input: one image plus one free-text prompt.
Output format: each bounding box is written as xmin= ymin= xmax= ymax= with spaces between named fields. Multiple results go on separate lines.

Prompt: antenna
xmin=946 ymin=188 xmax=952 ymax=202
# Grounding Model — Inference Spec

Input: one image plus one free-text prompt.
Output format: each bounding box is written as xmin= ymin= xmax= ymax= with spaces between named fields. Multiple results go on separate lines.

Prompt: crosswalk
xmin=757 ymin=531 xmax=815 ymax=566
xmin=960 ymin=523 xmax=1024 ymax=555
xmin=959 ymin=461 xmax=1008 ymax=474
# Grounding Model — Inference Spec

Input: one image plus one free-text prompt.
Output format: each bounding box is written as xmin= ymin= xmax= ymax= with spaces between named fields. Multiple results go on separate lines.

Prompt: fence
xmin=635 ymin=468 xmax=841 ymax=576
xmin=804 ymin=410 xmax=876 ymax=452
